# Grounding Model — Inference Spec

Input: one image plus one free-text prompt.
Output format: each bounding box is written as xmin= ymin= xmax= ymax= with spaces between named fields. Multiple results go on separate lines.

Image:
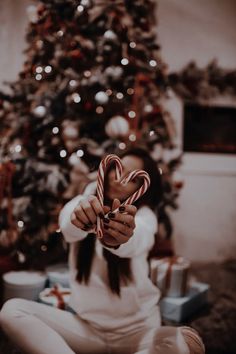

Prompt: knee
xmin=180 ymin=326 xmax=205 ymax=354
xmin=0 ymin=298 xmax=27 ymax=328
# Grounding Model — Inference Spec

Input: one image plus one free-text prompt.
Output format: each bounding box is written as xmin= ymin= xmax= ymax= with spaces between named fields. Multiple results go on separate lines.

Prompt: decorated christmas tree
xmin=0 ymin=0 xmax=181 ymax=269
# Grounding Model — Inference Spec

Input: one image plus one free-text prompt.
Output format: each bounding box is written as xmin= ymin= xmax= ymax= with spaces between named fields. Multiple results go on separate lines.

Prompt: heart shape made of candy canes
xmin=96 ymin=154 xmax=150 ymax=238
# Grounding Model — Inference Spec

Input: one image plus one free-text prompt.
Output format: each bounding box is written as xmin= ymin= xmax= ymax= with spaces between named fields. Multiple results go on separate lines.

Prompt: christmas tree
xmin=0 ymin=0 xmax=181 ymax=268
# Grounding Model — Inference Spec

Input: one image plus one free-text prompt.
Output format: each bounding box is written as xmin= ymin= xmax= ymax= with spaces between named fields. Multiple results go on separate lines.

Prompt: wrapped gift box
xmin=38 ymin=285 xmax=71 ymax=310
xmin=150 ymin=256 xmax=190 ymax=297
xmin=45 ymin=263 xmax=70 ymax=288
xmin=3 ymin=271 xmax=47 ymax=302
xmin=160 ymin=282 xmax=209 ymax=322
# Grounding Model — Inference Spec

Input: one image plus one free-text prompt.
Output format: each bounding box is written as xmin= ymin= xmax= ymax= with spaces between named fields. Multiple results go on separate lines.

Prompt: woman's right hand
xmin=70 ymin=195 xmax=106 ymax=231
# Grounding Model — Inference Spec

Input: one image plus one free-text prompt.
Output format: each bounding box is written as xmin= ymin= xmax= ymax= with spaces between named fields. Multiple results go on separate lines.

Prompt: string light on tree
xmin=44 ymin=65 xmax=52 ymax=73
xmin=129 ymin=134 xmax=136 ymax=142
xmin=149 ymin=59 xmax=157 ymax=67
xmin=128 ymin=111 xmax=136 ymax=118
xmin=149 ymin=130 xmax=155 ymax=136
xmin=35 ymin=74 xmax=42 ymax=81
xmin=60 ymin=150 xmax=67 ymax=158
xmin=118 ymin=142 xmax=126 ymax=150
xmin=35 ymin=66 xmax=43 ymax=73
xmin=144 ymin=104 xmax=153 ymax=113
xmin=69 ymin=80 xmax=77 ymax=87
xmin=127 ymin=88 xmax=134 ymax=95
xmin=14 ymin=144 xmax=22 ymax=153
xmin=76 ymin=149 xmax=84 ymax=157
xmin=116 ymin=92 xmax=124 ymax=99
xmin=77 ymin=5 xmax=84 ymax=12
xmin=121 ymin=58 xmax=129 ymax=66
xmin=84 ymin=70 xmax=91 ymax=78
xmin=72 ymin=93 xmax=81 ymax=103
xmin=17 ymin=220 xmax=24 ymax=228
xmin=57 ymin=30 xmax=64 ymax=37
xmin=129 ymin=42 xmax=136 ymax=48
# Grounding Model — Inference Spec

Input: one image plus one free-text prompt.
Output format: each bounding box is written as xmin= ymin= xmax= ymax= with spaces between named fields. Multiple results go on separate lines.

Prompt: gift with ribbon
xmin=150 ymin=256 xmax=190 ymax=297
xmin=38 ymin=284 xmax=71 ymax=310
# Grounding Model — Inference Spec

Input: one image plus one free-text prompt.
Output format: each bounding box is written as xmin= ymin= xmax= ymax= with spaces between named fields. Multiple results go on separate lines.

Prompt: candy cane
xmin=96 ymin=154 xmax=123 ymax=238
xmin=120 ymin=169 xmax=150 ymax=206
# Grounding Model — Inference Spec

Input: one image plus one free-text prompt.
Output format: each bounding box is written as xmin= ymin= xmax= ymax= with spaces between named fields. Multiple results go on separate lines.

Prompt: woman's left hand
xmin=101 ymin=199 xmax=137 ymax=248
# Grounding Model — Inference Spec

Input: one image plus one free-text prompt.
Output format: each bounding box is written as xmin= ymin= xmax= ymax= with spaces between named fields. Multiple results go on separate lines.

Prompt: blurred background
xmin=0 ymin=1 xmax=236 ymax=353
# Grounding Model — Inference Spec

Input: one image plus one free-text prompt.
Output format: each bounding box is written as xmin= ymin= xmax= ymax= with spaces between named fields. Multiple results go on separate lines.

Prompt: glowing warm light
xmin=36 ymin=66 xmax=43 ymax=73
xmin=72 ymin=93 xmax=81 ymax=103
xmin=119 ymin=142 xmax=126 ymax=150
xmin=17 ymin=220 xmax=24 ymax=228
xmin=52 ymin=127 xmax=59 ymax=134
xmin=35 ymin=74 xmax=42 ymax=80
xmin=44 ymin=65 xmax=52 ymax=73
xmin=129 ymin=42 xmax=136 ymax=48
xmin=116 ymin=92 xmax=124 ymax=99
xmin=127 ymin=88 xmax=134 ymax=95
xmin=129 ymin=134 xmax=136 ymax=142
xmin=77 ymin=5 xmax=84 ymax=12
xmin=15 ymin=145 xmax=22 ymax=152
xmin=149 ymin=60 xmax=157 ymax=67
xmin=121 ymin=58 xmax=129 ymax=65
xmin=76 ymin=149 xmax=84 ymax=157
xmin=128 ymin=111 xmax=136 ymax=118
xmin=60 ymin=150 xmax=67 ymax=158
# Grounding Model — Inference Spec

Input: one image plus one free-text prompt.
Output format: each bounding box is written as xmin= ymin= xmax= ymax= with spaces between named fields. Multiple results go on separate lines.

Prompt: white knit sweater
xmin=59 ymin=183 xmax=161 ymax=333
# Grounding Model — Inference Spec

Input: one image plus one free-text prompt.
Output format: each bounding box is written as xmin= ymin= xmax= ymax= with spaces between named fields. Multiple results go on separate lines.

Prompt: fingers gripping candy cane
xmin=96 ymin=154 xmax=123 ymax=238
xmin=95 ymin=154 xmax=151 ymax=238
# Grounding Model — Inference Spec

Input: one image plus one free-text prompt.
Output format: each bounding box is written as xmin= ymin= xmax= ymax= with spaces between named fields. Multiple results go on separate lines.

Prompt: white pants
xmin=0 ymin=298 xmax=192 ymax=354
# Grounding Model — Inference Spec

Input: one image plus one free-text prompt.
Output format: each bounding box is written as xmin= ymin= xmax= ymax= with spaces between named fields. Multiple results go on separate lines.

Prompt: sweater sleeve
xmin=102 ymin=206 xmax=158 ymax=258
xmin=59 ymin=194 xmax=88 ymax=243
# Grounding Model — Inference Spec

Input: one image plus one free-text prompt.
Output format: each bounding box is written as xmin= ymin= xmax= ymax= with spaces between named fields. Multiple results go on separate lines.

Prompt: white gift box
xmin=150 ymin=257 xmax=190 ymax=297
xmin=38 ymin=285 xmax=71 ymax=310
xmin=160 ymin=282 xmax=209 ymax=322
xmin=3 ymin=271 xmax=47 ymax=302
xmin=45 ymin=263 xmax=70 ymax=288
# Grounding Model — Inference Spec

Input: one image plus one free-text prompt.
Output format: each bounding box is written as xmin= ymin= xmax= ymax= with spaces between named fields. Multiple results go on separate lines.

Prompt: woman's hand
xmin=71 ymin=195 xmax=106 ymax=231
xmin=101 ymin=199 xmax=137 ymax=248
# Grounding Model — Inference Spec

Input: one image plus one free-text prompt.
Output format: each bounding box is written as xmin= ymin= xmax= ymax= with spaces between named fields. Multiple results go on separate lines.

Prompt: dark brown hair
xmin=76 ymin=147 xmax=163 ymax=295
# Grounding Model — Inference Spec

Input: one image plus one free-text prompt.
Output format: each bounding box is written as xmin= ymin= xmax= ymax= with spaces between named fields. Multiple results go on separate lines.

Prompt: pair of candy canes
xmin=96 ymin=154 xmax=150 ymax=238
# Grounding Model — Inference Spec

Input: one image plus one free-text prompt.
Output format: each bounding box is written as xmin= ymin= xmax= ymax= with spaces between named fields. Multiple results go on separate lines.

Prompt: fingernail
xmin=103 ymin=218 xmax=110 ymax=224
xmin=99 ymin=212 xmax=104 ymax=219
xmin=108 ymin=212 xmax=115 ymax=219
xmin=119 ymin=206 xmax=125 ymax=212
xmin=104 ymin=225 xmax=109 ymax=230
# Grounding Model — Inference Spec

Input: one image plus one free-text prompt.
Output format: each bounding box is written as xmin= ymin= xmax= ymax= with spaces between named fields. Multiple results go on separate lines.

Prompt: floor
xmin=0 ymin=260 xmax=236 ymax=354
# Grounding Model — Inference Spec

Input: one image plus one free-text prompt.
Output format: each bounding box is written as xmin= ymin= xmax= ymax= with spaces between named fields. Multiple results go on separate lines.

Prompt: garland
xmin=168 ymin=60 xmax=236 ymax=101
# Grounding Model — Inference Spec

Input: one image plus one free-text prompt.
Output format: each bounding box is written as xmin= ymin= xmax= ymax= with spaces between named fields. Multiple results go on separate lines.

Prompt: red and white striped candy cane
xmin=120 ymin=169 xmax=150 ymax=206
xmin=96 ymin=154 xmax=123 ymax=238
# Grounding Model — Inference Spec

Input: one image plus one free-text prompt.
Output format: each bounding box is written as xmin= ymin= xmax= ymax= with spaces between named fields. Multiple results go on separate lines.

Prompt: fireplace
xmin=183 ymin=103 xmax=236 ymax=154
